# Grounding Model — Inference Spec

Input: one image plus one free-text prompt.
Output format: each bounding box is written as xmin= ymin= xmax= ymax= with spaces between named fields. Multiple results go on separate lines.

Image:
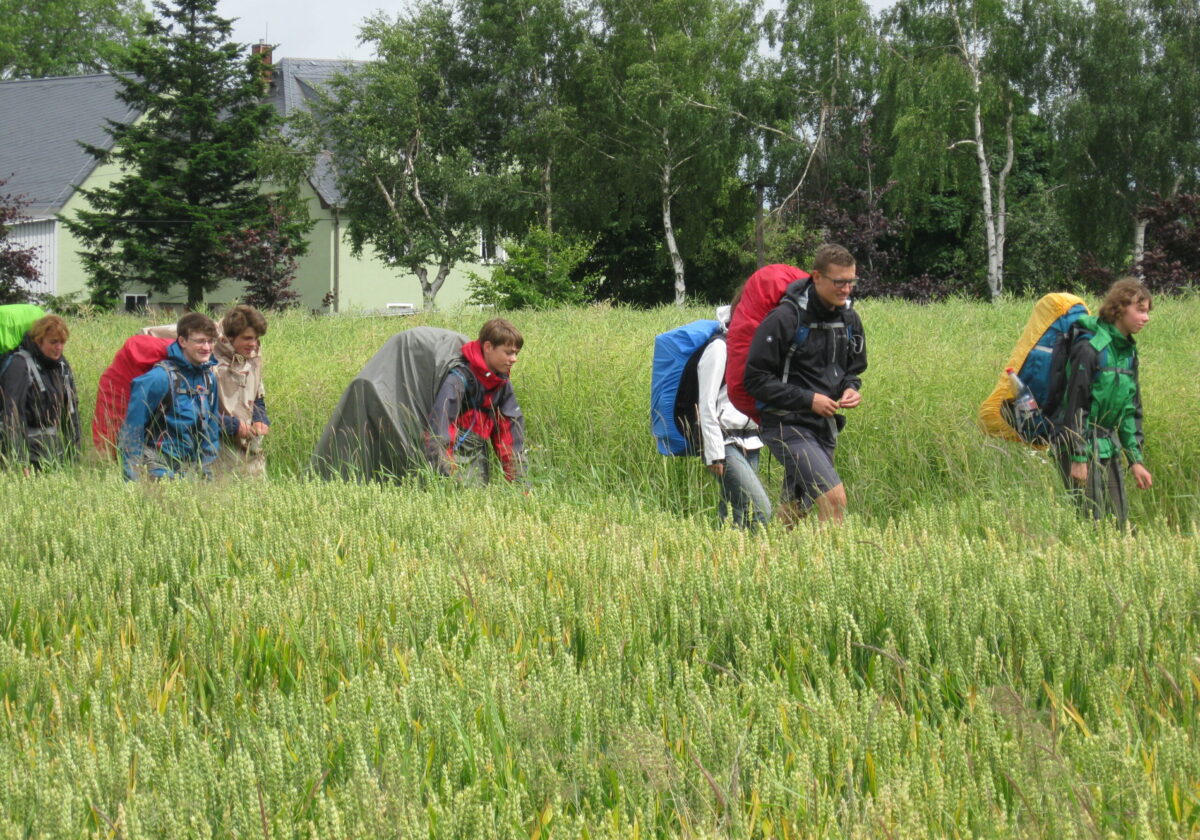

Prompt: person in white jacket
xmin=696 ymin=305 xmax=772 ymax=528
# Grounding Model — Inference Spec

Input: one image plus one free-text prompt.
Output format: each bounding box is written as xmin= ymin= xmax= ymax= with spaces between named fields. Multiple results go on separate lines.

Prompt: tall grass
xmin=2 ymin=297 xmax=1197 ymax=837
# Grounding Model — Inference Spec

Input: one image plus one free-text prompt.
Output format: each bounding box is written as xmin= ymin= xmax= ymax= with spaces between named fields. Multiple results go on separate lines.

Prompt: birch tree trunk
xmin=1132 ymin=217 xmax=1148 ymax=276
xmin=661 ymin=163 xmax=686 ymax=305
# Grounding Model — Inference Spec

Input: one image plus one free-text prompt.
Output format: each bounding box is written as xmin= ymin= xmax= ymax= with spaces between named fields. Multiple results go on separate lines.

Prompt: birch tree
xmin=881 ymin=0 xmax=1063 ymax=299
xmin=582 ymin=0 xmax=757 ymax=305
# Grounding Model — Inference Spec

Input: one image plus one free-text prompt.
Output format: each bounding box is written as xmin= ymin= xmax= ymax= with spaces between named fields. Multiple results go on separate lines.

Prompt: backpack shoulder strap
xmin=449 ymin=363 xmax=486 ymax=410
xmin=15 ymin=348 xmax=47 ymax=394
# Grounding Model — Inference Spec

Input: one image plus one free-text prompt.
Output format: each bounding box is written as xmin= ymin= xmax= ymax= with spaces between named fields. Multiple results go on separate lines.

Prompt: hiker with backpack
xmin=0 ymin=314 xmax=80 ymax=470
xmin=119 ymin=312 xmax=220 ymax=481
xmin=425 ymin=318 xmax=526 ymax=485
xmin=743 ymin=244 xmax=866 ymax=525
xmin=213 ymin=305 xmax=270 ymax=479
xmin=1054 ymin=278 xmax=1153 ymax=524
xmin=697 ymin=304 xmax=772 ymax=529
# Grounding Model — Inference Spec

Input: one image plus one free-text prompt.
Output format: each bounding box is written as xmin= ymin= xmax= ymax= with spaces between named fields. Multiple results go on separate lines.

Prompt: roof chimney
xmin=251 ymin=43 xmax=274 ymax=88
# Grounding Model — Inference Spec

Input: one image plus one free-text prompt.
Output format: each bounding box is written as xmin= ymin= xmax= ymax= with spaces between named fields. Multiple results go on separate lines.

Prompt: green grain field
xmin=2 ymin=298 xmax=1199 ymax=838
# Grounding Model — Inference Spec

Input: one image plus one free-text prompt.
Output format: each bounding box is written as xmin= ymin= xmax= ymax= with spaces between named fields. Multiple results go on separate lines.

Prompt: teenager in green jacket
xmin=1056 ymin=278 xmax=1153 ymax=524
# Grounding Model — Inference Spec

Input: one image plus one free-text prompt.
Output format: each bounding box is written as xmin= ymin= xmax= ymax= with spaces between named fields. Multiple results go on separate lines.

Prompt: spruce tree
xmin=65 ymin=0 xmax=296 ymax=309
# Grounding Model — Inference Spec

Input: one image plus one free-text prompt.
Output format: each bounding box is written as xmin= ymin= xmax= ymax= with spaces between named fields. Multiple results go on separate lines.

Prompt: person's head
xmin=176 ymin=312 xmax=218 ymax=366
xmin=478 ymin=317 xmax=523 ymax=377
xmin=810 ymin=243 xmax=857 ymax=308
xmin=1099 ymin=277 xmax=1152 ymax=337
xmin=29 ymin=314 xmax=69 ymax=361
xmin=220 ymin=305 xmax=268 ymax=357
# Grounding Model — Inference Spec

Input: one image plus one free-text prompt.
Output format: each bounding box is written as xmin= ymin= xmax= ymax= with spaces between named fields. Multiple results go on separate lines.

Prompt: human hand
xmin=1130 ymin=462 xmax=1152 ymax=490
xmin=1069 ymin=461 xmax=1088 ymax=483
xmin=811 ymin=393 xmax=840 ymax=417
xmin=707 ymin=462 xmax=725 ymax=477
xmin=251 ymin=422 xmax=269 ymax=437
xmin=236 ymin=420 xmax=253 ymax=439
xmin=838 ymin=388 xmax=862 ymax=409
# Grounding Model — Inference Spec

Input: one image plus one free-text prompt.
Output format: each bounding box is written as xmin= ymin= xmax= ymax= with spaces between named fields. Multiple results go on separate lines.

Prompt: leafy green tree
xmin=63 ymin=0 xmax=306 ymax=309
xmin=0 ymin=0 xmax=146 ymax=79
xmin=878 ymin=0 xmax=1069 ymax=298
xmin=1056 ymin=0 xmax=1200 ymax=271
xmin=762 ymin=0 xmax=877 ymax=207
xmin=456 ymin=0 xmax=592 ymax=238
xmin=309 ymin=3 xmax=502 ymax=309
xmin=580 ymin=0 xmax=759 ymax=305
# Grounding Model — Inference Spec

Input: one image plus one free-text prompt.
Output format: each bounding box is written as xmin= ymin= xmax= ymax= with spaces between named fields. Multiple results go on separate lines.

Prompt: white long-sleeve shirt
xmin=696 ymin=332 xmax=763 ymax=465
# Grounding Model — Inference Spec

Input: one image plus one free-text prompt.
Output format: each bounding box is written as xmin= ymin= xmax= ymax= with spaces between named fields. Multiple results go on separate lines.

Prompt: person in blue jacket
xmin=120 ymin=312 xmax=220 ymax=481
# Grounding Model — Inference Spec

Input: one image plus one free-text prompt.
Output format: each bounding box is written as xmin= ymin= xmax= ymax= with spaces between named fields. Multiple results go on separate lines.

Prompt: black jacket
xmin=743 ymin=279 xmax=867 ymax=438
xmin=0 ymin=335 xmax=80 ymax=467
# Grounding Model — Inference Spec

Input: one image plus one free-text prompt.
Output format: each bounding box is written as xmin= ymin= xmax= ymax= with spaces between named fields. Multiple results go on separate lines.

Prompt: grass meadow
xmin=2 ymin=297 xmax=1199 ymax=837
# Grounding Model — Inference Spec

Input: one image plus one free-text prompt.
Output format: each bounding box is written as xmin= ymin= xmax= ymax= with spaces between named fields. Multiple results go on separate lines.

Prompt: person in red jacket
xmin=425 ymin=318 xmax=526 ymax=484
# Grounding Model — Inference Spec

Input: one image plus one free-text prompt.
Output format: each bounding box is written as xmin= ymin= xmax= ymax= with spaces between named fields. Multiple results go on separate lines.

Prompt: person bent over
xmin=697 ymin=304 xmax=771 ymax=528
xmin=744 ymin=243 xmax=867 ymax=525
xmin=1054 ymin=278 xmax=1153 ymax=525
xmin=120 ymin=312 xmax=220 ymax=481
xmin=425 ymin=318 xmax=527 ymax=484
xmin=0 ymin=314 xmax=80 ymax=470
xmin=214 ymin=305 xmax=270 ymax=479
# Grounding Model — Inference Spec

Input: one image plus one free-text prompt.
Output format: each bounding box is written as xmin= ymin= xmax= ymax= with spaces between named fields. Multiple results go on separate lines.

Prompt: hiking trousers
xmin=1055 ymin=446 xmax=1128 ymax=525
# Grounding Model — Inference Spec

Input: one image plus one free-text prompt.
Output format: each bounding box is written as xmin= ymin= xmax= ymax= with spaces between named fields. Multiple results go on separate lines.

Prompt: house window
xmin=124 ymin=294 xmax=148 ymax=313
xmin=480 ymin=230 xmax=506 ymax=264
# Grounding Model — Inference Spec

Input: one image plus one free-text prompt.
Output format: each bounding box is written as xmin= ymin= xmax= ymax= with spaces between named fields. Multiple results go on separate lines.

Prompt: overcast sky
xmin=218 ymin=0 xmax=895 ymax=64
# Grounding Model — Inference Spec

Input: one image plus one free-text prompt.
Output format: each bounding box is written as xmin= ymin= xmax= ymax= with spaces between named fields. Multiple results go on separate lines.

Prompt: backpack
xmin=724 ymin=264 xmax=810 ymax=421
xmin=978 ymin=293 xmax=1089 ymax=448
xmin=650 ymin=319 xmax=721 ymax=455
xmin=92 ymin=335 xmax=174 ymax=458
xmin=312 ymin=327 xmax=471 ymax=482
xmin=0 ymin=304 xmax=45 ymax=354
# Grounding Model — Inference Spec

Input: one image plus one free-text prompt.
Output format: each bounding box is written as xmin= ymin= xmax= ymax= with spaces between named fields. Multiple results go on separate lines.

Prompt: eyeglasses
xmin=830 ymin=278 xmax=858 ymax=289
xmin=183 ymin=336 xmax=214 ymax=347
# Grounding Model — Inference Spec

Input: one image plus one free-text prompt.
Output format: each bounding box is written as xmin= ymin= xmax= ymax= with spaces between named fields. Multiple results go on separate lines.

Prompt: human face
xmin=230 ymin=327 xmax=261 ymax=357
xmin=36 ymin=334 xmax=66 ymax=361
xmin=482 ymin=341 xmax=519 ymax=377
xmin=179 ymin=332 xmax=215 ymax=366
xmin=1115 ymin=298 xmax=1150 ymax=337
xmin=811 ymin=263 xmax=858 ymax=308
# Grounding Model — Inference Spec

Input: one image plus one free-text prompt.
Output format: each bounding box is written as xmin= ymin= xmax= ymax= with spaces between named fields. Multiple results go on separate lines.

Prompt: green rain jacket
xmin=1058 ymin=315 xmax=1143 ymax=464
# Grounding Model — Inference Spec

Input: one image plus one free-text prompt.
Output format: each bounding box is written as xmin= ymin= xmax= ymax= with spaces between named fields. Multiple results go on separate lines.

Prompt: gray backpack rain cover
xmin=311 ymin=326 xmax=468 ymax=481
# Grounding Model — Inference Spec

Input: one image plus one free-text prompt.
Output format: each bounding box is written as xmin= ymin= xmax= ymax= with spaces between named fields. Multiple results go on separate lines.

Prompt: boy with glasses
xmin=743 ymin=243 xmax=867 ymax=524
xmin=120 ymin=312 xmax=220 ymax=480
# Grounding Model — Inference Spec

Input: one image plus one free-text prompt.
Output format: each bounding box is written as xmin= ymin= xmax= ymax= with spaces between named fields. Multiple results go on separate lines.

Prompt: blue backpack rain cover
xmin=1008 ymin=302 xmax=1089 ymax=442
xmin=650 ymin=319 xmax=720 ymax=456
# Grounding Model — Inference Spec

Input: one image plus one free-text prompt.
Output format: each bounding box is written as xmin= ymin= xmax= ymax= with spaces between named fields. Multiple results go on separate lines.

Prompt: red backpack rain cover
xmin=93 ymin=334 xmax=173 ymax=458
xmin=724 ymin=263 xmax=810 ymax=421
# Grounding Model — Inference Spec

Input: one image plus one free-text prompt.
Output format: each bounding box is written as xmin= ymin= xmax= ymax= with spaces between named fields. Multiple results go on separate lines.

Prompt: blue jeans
xmin=716 ymin=444 xmax=772 ymax=529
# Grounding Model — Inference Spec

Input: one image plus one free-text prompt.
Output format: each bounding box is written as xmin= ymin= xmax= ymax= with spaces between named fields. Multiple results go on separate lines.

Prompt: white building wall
xmin=9 ymin=219 xmax=57 ymax=295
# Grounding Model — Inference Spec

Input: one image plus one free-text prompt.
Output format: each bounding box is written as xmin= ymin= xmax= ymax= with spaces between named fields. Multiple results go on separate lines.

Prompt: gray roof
xmin=0 ymin=74 xmax=140 ymax=219
xmin=268 ymin=57 xmax=363 ymax=209
xmin=0 ymin=59 xmax=363 ymax=219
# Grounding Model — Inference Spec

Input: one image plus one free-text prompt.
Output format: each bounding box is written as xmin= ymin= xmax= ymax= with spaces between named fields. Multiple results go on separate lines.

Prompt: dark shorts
xmin=761 ymin=423 xmax=841 ymax=509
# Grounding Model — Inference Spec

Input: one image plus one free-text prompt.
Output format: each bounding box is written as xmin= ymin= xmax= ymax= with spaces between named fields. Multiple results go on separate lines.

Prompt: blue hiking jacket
xmin=119 ymin=340 xmax=219 ymax=480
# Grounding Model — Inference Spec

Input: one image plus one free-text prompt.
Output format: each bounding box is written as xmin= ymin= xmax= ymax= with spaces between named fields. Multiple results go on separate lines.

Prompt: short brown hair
xmin=29 ymin=314 xmax=69 ymax=344
xmin=176 ymin=312 xmax=218 ymax=341
xmin=812 ymin=243 xmax=856 ymax=274
xmin=1098 ymin=277 xmax=1152 ymax=324
xmin=479 ymin=317 xmax=523 ymax=350
xmin=221 ymin=305 xmax=268 ymax=339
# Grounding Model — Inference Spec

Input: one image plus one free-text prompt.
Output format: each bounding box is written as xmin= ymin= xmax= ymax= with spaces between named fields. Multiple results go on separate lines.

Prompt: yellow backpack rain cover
xmin=978 ymin=293 xmax=1088 ymax=448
